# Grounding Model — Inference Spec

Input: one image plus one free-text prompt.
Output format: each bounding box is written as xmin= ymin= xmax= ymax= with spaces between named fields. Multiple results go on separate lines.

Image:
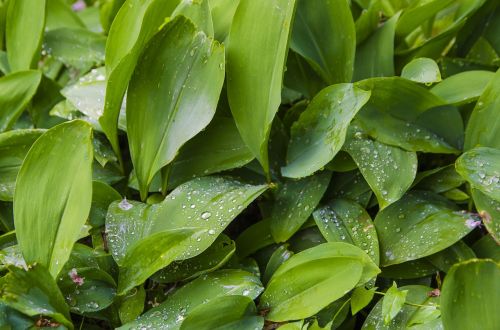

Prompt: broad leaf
xmin=431 ymin=70 xmax=494 ymax=105
xmin=291 ymin=0 xmax=355 ymax=84
xmin=456 ymin=147 xmax=500 ymax=202
xmin=351 ymin=286 xmax=376 ymax=315
xmin=282 ymin=84 xmax=371 ymax=178
xmin=353 ymin=13 xmax=400 ymax=81
xmin=0 ymin=265 xmax=72 ymax=329
xmin=0 ymin=129 xmax=44 ymax=201
xmin=343 ymin=125 xmax=417 ymax=209
xmin=441 ymin=259 xmax=500 ymax=330
xmin=260 ymin=242 xmax=380 ymax=322
xmin=180 ymin=296 xmax=263 ymax=330
xmin=401 ymin=57 xmax=441 ymax=84
xmin=5 ymin=0 xmax=46 ymax=72
xmin=14 ymin=120 xmax=93 ymax=277
xmin=153 ymin=234 xmax=235 ymax=283
xmin=118 ymin=229 xmax=199 ymax=294
xmin=100 ymin=0 xmax=180 ymax=158
xmin=363 ymin=285 xmax=441 ymax=329
xmin=119 ymin=269 xmax=263 ymax=329
xmin=43 ymin=27 xmax=106 ymax=69
xmin=313 ymin=198 xmax=379 ymax=264
xmin=464 ymin=68 xmax=500 ymax=150
xmin=471 ymin=189 xmax=500 ymax=243
xmin=127 ymin=16 xmax=225 ymax=199
xmin=382 ymin=283 xmax=408 ymax=325
xmin=172 ymin=0 xmax=214 ymax=37
xmin=375 ymin=191 xmax=476 ymax=266
xmin=0 ymin=71 xmax=42 ymax=132
xmin=270 ymin=171 xmax=332 ymax=242
xmin=227 ymin=0 xmax=296 ymax=175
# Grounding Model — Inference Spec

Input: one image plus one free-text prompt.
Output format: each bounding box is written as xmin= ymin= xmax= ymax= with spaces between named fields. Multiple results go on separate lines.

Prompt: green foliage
xmin=0 ymin=0 xmax=498 ymax=328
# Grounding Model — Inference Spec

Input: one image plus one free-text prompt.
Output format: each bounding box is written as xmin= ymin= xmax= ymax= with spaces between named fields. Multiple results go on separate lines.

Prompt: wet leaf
xmin=401 ymin=58 xmax=441 ymax=84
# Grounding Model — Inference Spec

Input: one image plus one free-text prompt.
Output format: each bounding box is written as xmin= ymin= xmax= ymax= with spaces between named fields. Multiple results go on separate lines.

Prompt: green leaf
xmin=471 ymin=189 xmax=500 ymax=243
xmin=263 ymin=244 xmax=294 ymax=284
xmin=401 ymin=57 xmax=441 ymax=84
xmin=118 ymin=286 xmax=146 ymax=324
xmin=351 ymin=286 xmax=376 ymax=315
xmin=282 ymin=84 xmax=371 ymax=178
xmin=180 ymin=295 xmax=263 ymax=330
xmin=5 ymin=0 xmax=46 ymax=72
xmin=343 ymin=124 xmax=417 ymax=209
xmin=441 ymin=259 xmax=500 ymax=330
xmin=45 ymin=0 xmax=85 ymax=31
xmin=209 ymin=0 xmax=240 ymax=42
xmin=153 ymin=234 xmax=235 ymax=283
xmin=464 ymin=68 xmax=500 ymax=150
xmin=227 ymin=0 xmax=296 ymax=175
xmin=426 ymin=241 xmax=476 ymax=272
xmin=118 ymin=228 xmax=199 ymax=294
xmin=89 ymin=180 xmax=121 ymax=227
xmin=270 ymin=171 xmax=332 ymax=242
xmin=167 ymin=116 xmax=254 ymax=189
xmin=290 ymin=0 xmax=355 ymax=84
xmin=363 ymin=285 xmax=441 ymax=329
xmin=0 ymin=129 xmax=44 ymax=201
xmin=235 ymin=219 xmax=274 ymax=258
xmin=100 ymin=0 xmax=180 ymax=159
xmin=127 ymin=16 xmax=225 ymax=199
xmin=395 ymin=0 xmax=454 ymax=37
xmin=106 ymin=176 xmax=267 ymax=266
xmin=375 ymin=191 xmax=476 ymax=266
xmin=382 ymin=283 xmax=408 ymax=325
xmin=0 ymin=71 xmax=42 ymax=132
xmin=0 ymin=265 xmax=72 ymax=329
xmin=43 ymin=27 xmax=106 ymax=69
xmin=456 ymin=147 xmax=500 ymax=202
xmin=413 ymin=165 xmax=465 ymax=193
xmin=431 ymin=70 xmax=494 ymax=105
xmin=353 ymin=13 xmax=400 ymax=81
xmin=260 ymin=242 xmax=380 ymax=322
xmin=313 ymin=198 xmax=380 ymax=264
xmin=172 ymin=0 xmax=214 ymax=37
xmin=14 ymin=120 xmax=93 ymax=277
xmin=119 ymin=269 xmax=263 ymax=329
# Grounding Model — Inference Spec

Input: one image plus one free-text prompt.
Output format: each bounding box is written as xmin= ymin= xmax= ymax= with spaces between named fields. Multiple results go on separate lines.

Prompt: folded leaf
xmin=127 ymin=16 xmax=225 ymax=199
xmin=14 ymin=120 xmax=93 ymax=277
xmin=227 ymin=0 xmax=296 ymax=175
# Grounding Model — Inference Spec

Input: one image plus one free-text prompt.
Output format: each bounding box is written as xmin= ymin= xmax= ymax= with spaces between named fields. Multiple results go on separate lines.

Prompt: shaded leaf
xmin=291 ymin=0 xmax=355 ymax=84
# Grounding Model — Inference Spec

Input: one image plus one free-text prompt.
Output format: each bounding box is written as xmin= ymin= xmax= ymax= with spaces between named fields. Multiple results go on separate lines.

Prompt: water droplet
xmin=208 ymin=229 xmax=215 ymax=235
xmin=119 ymin=198 xmax=133 ymax=211
xmin=201 ymin=211 xmax=211 ymax=220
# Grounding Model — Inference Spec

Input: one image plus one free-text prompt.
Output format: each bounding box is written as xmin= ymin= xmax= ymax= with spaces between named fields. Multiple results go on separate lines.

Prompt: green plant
xmin=0 ymin=0 xmax=498 ymax=329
